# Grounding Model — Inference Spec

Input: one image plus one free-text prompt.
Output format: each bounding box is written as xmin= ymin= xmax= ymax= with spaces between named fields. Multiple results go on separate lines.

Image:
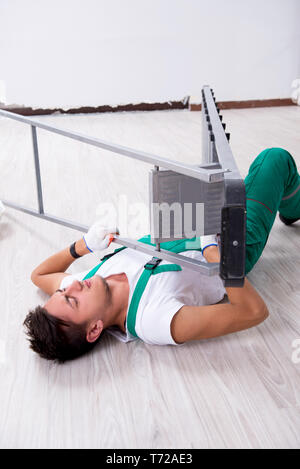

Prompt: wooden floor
xmin=0 ymin=105 xmax=300 ymax=449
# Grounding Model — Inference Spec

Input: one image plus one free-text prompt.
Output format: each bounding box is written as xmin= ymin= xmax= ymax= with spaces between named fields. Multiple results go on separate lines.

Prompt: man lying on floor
xmin=24 ymin=148 xmax=300 ymax=362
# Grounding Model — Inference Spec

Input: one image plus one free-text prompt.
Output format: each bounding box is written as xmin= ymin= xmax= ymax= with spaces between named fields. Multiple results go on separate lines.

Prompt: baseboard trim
xmin=190 ymin=98 xmax=295 ymax=111
xmin=0 ymin=97 xmax=296 ymax=116
xmin=0 ymin=99 xmax=188 ymax=117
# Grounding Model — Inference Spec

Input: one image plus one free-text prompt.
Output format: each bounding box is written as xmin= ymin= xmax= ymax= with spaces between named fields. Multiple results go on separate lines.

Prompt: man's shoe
xmin=279 ymin=213 xmax=300 ymax=225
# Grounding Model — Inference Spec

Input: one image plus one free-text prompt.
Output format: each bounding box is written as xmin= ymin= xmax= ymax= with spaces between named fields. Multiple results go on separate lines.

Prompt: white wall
xmin=0 ymin=0 xmax=299 ymax=109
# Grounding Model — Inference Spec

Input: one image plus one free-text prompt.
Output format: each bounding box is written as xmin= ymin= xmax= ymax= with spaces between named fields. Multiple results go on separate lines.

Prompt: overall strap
xmin=137 ymin=235 xmax=202 ymax=254
xmin=127 ymin=257 xmax=182 ymax=338
xmin=83 ymin=247 xmax=127 ymax=280
xmin=83 ymin=235 xmax=201 ymax=281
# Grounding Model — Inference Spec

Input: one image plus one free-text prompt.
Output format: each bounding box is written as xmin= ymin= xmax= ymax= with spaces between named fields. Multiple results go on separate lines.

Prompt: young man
xmin=24 ymin=148 xmax=300 ymax=363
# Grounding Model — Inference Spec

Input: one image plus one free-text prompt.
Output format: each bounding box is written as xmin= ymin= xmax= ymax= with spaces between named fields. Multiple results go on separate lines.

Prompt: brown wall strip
xmin=190 ymin=98 xmax=295 ymax=111
xmin=0 ymin=97 xmax=295 ymax=116
xmin=0 ymin=99 xmax=188 ymax=117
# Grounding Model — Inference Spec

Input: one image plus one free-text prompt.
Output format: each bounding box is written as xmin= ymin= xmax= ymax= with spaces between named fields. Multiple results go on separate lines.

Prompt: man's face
xmin=45 ymin=275 xmax=111 ymax=326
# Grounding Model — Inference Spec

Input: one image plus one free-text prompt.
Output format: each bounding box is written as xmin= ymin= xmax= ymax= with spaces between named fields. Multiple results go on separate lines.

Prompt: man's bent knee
xmin=264 ymin=147 xmax=294 ymax=167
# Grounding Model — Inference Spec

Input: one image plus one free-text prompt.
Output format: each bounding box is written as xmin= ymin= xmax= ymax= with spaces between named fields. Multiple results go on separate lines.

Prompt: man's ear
xmin=86 ymin=320 xmax=103 ymax=343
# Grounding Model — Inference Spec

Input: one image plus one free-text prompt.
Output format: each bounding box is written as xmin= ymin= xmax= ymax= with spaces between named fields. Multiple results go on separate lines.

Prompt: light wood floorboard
xmin=0 ymin=106 xmax=299 ymax=448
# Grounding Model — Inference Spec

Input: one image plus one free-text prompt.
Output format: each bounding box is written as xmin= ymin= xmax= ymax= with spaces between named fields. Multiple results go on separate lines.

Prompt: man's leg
xmin=245 ymin=147 xmax=300 ymax=274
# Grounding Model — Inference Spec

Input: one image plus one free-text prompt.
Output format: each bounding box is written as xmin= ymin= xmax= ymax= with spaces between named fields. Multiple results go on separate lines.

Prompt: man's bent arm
xmin=31 ymin=238 xmax=90 ymax=295
xmin=203 ymin=245 xmax=268 ymax=313
xmin=171 ymin=245 xmax=269 ymax=343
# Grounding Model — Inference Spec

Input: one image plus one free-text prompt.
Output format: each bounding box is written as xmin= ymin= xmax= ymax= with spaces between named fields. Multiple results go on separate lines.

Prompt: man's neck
xmin=105 ymin=273 xmax=129 ymax=333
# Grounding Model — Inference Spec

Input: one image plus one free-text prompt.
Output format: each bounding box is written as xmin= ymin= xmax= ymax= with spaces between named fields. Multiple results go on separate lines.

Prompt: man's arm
xmin=31 ymin=238 xmax=90 ymax=296
xmin=171 ymin=245 xmax=269 ymax=344
xmin=31 ymin=223 xmax=119 ymax=296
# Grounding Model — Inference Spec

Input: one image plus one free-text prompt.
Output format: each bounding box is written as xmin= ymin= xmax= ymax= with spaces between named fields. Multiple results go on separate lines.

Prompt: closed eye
xmin=55 ymin=289 xmax=78 ymax=308
xmin=66 ymin=295 xmax=78 ymax=308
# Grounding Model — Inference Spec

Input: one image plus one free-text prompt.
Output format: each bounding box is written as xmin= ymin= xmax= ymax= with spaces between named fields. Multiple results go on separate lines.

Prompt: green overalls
xmin=244 ymin=148 xmax=300 ymax=274
xmin=84 ymin=147 xmax=300 ymax=338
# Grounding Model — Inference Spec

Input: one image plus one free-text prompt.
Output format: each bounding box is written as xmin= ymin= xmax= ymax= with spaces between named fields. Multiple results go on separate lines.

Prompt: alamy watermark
xmin=95 ymin=195 xmax=204 ymax=244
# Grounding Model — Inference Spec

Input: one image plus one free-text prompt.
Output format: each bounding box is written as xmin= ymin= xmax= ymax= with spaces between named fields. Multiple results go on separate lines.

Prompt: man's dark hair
xmin=23 ymin=305 xmax=104 ymax=363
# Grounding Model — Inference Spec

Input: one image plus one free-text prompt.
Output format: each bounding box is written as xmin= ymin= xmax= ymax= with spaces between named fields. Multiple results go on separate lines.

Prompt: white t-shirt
xmin=60 ymin=248 xmax=226 ymax=346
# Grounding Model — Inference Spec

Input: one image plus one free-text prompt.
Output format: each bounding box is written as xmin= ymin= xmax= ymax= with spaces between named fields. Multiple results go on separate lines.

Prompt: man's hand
xmin=83 ymin=222 xmax=119 ymax=253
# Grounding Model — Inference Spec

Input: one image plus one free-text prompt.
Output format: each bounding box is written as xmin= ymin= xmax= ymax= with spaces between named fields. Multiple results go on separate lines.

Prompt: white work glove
xmin=200 ymin=234 xmax=218 ymax=255
xmin=83 ymin=222 xmax=119 ymax=252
